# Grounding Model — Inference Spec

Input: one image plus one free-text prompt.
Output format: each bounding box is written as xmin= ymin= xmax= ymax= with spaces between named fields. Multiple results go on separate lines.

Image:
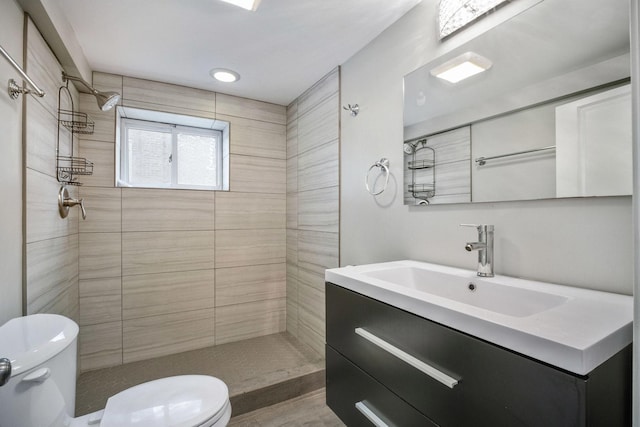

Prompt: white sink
xmin=325 ymin=260 xmax=632 ymax=375
xmin=362 ymin=267 xmax=569 ymax=318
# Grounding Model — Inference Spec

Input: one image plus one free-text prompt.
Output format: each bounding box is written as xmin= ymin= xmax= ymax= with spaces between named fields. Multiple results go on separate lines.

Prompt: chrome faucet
xmin=461 ymin=224 xmax=494 ymax=277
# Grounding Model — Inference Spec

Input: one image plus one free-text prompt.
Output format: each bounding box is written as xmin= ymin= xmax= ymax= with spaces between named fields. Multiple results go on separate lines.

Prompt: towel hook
xmin=365 ymin=158 xmax=390 ymax=195
xmin=343 ymin=104 xmax=359 ymax=117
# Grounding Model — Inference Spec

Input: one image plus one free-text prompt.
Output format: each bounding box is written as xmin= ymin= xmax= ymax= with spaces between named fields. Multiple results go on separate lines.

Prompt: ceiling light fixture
xmin=210 ymin=68 xmax=240 ymax=83
xmin=219 ymin=0 xmax=261 ymax=11
xmin=438 ymin=0 xmax=509 ymax=39
xmin=430 ymin=52 xmax=492 ymax=84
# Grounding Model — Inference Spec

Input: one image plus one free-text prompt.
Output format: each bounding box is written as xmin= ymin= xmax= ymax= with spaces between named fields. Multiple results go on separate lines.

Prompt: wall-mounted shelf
xmin=58 ymin=109 xmax=95 ymax=135
xmin=56 ymin=84 xmax=94 ymax=186
xmin=406 ymin=139 xmax=436 ymax=201
xmin=408 ymin=159 xmax=435 ymax=170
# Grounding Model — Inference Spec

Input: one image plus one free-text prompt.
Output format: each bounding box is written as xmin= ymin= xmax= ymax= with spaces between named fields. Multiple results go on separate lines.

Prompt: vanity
xmin=325 ymin=261 xmax=632 ymax=426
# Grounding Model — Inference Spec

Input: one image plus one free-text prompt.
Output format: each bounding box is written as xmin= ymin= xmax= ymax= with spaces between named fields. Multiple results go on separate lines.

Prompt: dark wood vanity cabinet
xmin=326 ymin=283 xmax=631 ymax=427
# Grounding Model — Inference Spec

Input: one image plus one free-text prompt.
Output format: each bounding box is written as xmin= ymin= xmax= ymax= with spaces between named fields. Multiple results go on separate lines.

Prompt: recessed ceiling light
xmin=430 ymin=52 xmax=492 ymax=84
xmin=210 ymin=68 xmax=240 ymax=83
xmin=219 ymin=0 xmax=261 ymax=11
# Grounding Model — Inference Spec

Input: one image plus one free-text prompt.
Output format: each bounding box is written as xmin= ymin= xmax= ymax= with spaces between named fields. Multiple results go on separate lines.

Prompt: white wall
xmin=340 ymin=1 xmax=633 ymax=295
xmin=0 ymin=0 xmax=24 ymax=323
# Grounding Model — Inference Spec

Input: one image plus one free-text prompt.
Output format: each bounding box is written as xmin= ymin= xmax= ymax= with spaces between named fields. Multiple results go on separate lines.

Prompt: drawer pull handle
xmin=355 ymin=401 xmax=390 ymax=427
xmin=355 ymin=327 xmax=459 ymax=389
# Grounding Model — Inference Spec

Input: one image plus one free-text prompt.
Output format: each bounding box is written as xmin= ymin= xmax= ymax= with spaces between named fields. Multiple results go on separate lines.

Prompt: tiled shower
xmin=23 ymin=15 xmax=339 ymax=373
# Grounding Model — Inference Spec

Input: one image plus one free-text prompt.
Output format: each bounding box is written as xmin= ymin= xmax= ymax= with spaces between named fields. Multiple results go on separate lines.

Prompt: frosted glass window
xmin=177 ymin=132 xmax=219 ymax=187
xmin=126 ymin=128 xmax=172 ymax=186
xmin=119 ymin=117 xmax=223 ymax=190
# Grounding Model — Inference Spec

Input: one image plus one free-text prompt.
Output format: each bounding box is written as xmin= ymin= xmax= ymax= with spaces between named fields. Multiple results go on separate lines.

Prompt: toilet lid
xmin=100 ymin=375 xmax=229 ymax=427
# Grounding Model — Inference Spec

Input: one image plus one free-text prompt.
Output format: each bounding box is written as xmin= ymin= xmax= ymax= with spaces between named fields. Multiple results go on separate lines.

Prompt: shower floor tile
xmin=75 ymin=332 xmax=325 ymax=417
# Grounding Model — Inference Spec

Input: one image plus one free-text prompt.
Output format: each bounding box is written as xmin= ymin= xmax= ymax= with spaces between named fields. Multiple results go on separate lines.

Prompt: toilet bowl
xmin=0 ymin=314 xmax=231 ymax=427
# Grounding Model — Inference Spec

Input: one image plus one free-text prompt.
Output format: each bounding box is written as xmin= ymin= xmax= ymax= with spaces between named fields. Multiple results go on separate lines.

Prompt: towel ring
xmin=365 ymin=158 xmax=390 ymax=195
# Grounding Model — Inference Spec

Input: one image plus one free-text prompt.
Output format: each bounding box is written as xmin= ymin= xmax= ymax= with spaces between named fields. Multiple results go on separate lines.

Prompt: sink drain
xmin=468 ymin=283 xmax=476 ymax=291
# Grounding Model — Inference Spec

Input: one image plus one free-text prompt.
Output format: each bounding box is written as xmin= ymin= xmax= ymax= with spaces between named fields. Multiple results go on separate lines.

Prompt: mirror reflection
xmin=403 ymin=0 xmax=630 ymax=205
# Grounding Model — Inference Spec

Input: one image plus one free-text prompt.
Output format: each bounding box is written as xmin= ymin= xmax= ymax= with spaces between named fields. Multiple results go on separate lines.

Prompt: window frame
xmin=116 ymin=108 xmax=229 ymax=191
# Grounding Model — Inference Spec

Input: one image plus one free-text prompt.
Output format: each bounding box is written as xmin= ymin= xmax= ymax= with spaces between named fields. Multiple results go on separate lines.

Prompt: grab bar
xmin=475 ymin=145 xmax=555 ymax=166
xmin=355 ymin=327 xmax=459 ymax=389
xmin=0 ymin=44 xmax=46 ymax=98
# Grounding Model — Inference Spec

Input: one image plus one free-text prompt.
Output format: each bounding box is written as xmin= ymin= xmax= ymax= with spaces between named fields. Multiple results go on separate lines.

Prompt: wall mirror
xmin=403 ymin=0 xmax=631 ymax=205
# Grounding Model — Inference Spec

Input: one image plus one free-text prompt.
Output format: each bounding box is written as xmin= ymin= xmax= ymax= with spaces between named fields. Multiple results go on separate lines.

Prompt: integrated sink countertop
xmin=325 ymin=260 xmax=633 ymax=376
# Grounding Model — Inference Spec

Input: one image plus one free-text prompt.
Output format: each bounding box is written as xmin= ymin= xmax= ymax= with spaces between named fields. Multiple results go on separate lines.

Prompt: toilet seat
xmin=99 ymin=375 xmax=230 ymax=427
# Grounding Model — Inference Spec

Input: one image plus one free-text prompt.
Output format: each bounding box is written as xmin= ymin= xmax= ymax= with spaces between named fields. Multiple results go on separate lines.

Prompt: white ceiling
xmin=56 ymin=0 xmax=422 ymax=106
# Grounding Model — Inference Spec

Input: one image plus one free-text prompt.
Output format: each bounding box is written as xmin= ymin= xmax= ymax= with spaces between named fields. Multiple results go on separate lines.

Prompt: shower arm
xmin=62 ymin=72 xmax=97 ymax=94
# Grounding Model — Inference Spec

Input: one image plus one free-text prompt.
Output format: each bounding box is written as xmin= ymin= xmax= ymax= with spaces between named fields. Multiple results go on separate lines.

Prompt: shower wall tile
xmin=215 ymin=229 xmax=285 ymax=268
xmin=287 ymin=156 xmax=298 ymax=193
xmin=215 ymin=263 xmax=286 ymax=307
xmin=216 ymin=93 xmax=286 ymax=124
xmin=26 ymin=169 xmax=79 ymax=243
xmin=285 ymin=68 xmax=339 ymax=356
xmin=297 ymin=93 xmax=339 ymax=156
xmin=26 ymin=235 xmax=79 ymax=315
xmin=123 ymin=309 xmax=215 ymax=363
xmin=122 ymin=188 xmax=214 ymax=232
xmin=229 ymin=155 xmax=286 ymax=194
xmin=298 ymin=321 xmax=325 ymax=358
xmin=286 ymin=103 xmax=298 ymax=159
xmin=297 ymin=140 xmax=339 ymax=192
xmin=298 ymin=284 xmax=326 ymax=339
xmin=25 ymin=98 xmax=59 ymax=177
xmin=298 ymin=186 xmax=340 ymax=233
xmin=215 ymin=298 xmax=286 ymax=345
xmin=123 ymin=269 xmax=215 ymax=320
xmin=122 ymin=231 xmax=215 ymax=276
xmin=297 ymin=67 xmax=339 ymax=117
xmin=80 ymin=321 xmax=123 ymax=371
xmin=215 ymin=192 xmax=285 ymax=230
xmin=78 ymin=187 xmax=122 ymax=233
xmin=79 ymin=277 xmax=122 ymax=326
xmin=122 ymin=77 xmax=216 ymax=117
xmin=78 ymin=93 xmax=117 ymax=143
xmin=25 ymin=19 xmax=65 ymax=115
xmin=286 ymin=229 xmax=298 ymax=265
xmin=24 ymin=19 xmax=80 ymax=323
xmin=286 ymin=193 xmax=298 ymax=229
xmin=79 ymin=233 xmax=122 ymax=279
xmin=69 ymin=71 xmax=290 ymax=370
xmin=217 ymin=114 xmax=286 ymax=159
xmin=297 ymin=231 xmax=339 ymax=291
xmin=78 ymin=140 xmax=115 ymax=188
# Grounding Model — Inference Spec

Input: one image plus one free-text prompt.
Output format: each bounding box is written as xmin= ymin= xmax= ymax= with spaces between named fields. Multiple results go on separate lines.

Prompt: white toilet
xmin=0 ymin=314 xmax=232 ymax=427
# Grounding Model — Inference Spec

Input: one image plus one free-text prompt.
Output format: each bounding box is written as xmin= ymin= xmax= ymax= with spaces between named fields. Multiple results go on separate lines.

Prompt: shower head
xmin=403 ymin=142 xmax=415 ymax=154
xmin=62 ymin=72 xmax=121 ymax=111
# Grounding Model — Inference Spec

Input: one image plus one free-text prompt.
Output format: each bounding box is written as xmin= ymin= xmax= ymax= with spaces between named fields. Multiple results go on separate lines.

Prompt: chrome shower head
xmin=62 ymin=72 xmax=121 ymax=111
xmin=94 ymin=90 xmax=121 ymax=111
xmin=403 ymin=142 xmax=415 ymax=154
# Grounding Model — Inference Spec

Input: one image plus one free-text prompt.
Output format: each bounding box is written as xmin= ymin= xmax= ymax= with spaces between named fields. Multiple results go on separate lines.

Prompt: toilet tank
xmin=0 ymin=314 xmax=79 ymax=427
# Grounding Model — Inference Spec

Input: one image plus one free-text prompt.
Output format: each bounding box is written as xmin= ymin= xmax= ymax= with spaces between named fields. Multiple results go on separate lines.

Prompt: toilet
xmin=0 ymin=314 xmax=232 ymax=427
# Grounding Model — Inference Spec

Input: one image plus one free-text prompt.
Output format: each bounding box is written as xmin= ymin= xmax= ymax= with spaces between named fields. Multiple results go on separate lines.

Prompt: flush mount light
xmin=219 ymin=0 xmax=261 ymax=11
xmin=438 ymin=0 xmax=509 ymax=39
xmin=430 ymin=52 xmax=492 ymax=84
xmin=210 ymin=68 xmax=240 ymax=83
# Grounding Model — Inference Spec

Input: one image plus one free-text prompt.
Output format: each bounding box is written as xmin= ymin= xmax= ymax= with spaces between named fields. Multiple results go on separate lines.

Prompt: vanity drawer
xmin=326 ymin=345 xmax=437 ymax=427
xmin=327 ymin=283 xmax=593 ymax=427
